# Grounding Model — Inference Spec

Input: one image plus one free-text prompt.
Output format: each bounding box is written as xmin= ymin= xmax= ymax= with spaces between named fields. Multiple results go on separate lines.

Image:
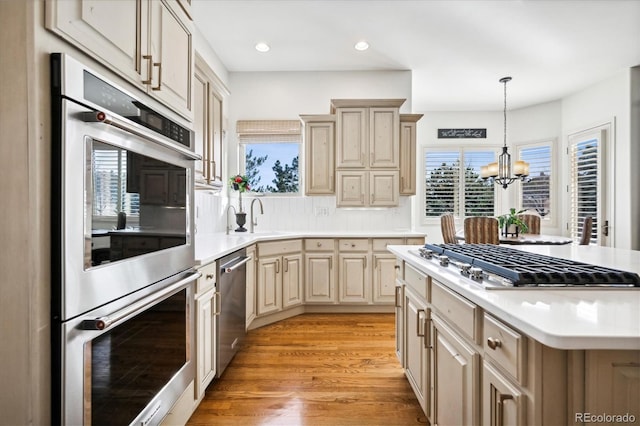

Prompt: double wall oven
xmin=50 ymin=53 xmax=200 ymax=425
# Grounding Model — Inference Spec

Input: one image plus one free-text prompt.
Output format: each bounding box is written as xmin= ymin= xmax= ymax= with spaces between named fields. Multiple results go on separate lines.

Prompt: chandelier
xmin=481 ymin=76 xmax=529 ymax=189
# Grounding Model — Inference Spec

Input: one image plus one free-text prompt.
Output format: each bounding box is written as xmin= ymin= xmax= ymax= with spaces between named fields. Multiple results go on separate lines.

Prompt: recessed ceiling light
xmin=354 ymin=41 xmax=369 ymax=51
xmin=255 ymin=42 xmax=270 ymax=53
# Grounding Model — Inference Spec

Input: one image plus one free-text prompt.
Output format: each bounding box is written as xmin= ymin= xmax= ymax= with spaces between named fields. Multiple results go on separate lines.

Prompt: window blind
xmin=236 ymin=120 xmax=301 ymax=143
xmin=92 ymin=148 xmax=139 ymax=217
xmin=520 ymin=145 xmax=551 ymax=217
xmin=424 ymin=150 xmax=494 ymax=218
xmin=570 ymin=139 xmax=598 ymax=242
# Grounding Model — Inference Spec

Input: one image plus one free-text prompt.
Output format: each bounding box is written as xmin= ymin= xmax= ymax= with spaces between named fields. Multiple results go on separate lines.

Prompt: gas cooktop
xmin=412 ymin=244 xmax=640 ymax=289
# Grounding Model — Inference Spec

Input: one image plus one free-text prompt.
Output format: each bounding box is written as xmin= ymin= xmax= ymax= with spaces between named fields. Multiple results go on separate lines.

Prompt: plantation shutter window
xmin=570 ymin=138 xmax=599 ymax=243
xmin=92 ymin=146 xmax=139 ymax=217
xmin=520 ymin=144 xmax=552 ymax=218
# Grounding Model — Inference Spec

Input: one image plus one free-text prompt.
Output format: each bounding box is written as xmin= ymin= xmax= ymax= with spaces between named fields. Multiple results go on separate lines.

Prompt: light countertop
xmin=388 ymin=244 xmax=640 ymax=350
xmin=195 ymin=231 xmax=426 ymax=265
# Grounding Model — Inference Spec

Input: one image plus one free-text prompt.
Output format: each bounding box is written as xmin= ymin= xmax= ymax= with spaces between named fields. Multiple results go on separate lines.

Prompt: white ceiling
xmin=192 ymin=0 xmax=640 ymax=112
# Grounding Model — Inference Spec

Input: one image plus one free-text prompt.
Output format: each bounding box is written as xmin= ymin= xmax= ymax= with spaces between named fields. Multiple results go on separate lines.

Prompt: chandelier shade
xmin=482 ymin=76 xmax=529 ymax=189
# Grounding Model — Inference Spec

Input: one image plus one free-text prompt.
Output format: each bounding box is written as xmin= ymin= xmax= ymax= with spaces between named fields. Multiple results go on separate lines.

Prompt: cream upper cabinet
xmin=336 ymin=170 xmax=367 ymax=207
xmin=369 ymin=108 xmax=400 ymax=168
xmin=399 ymin=114 xmax=423 ymax=195
xmin=194 ymin=54 xmax=228 ymax=188
xmin=301 ymin=115 xmax=335 ymax=195
xmin=369 ymin=171 xmax=399 ymax=207
xmin=46 ymin=0 xmax=194 ymax=120
xmin=336 ymin=108 xmax=368 ymax=168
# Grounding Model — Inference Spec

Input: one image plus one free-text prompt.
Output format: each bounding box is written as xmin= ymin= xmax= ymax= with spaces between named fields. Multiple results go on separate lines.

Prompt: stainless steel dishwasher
xmin=217 ymin=249 xmax=249 ymax=376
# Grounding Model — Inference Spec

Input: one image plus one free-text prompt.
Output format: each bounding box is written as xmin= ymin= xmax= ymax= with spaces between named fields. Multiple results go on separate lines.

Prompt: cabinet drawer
xmin=372 ymin=238 xmax=404 ymax=251
xmin=258 ymin=239 xmax=303 ymax=257
xmin=483 ymin=314 xmax=526 ymax=384
xmin=197 ymin=262 xmax=217 ymax=294
xmin=338 ymin=239 xmax=369 ymax=251
xmin=431 ymin=279 xmax=480 ymax=343
xmin=404 ymin=263 xmax=428 ymax=301
xmin=305 ymin=238 xmax=335 ymax=251
xmin=406 ymin=237 xmax=426 ymax=245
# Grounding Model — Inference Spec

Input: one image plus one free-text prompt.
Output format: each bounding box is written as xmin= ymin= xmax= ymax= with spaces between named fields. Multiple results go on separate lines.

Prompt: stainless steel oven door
xmin=56 ymin=99 xmax=197 ymax=321
xmin=60 ymin=271 xmax=198 ymax=426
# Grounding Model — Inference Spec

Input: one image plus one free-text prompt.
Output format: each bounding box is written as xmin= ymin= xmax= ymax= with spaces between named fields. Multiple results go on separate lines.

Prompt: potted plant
xmin=497 ymin=208 xmax=529 ymax=237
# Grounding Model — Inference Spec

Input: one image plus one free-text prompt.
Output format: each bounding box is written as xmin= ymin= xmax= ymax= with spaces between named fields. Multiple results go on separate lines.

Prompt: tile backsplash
xmin=194 ymin=192 xmax=413 ymax=238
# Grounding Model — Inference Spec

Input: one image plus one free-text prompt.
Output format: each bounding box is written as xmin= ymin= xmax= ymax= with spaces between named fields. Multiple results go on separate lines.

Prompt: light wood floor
xmin=187 ymin=313 xmax=427 ymax=426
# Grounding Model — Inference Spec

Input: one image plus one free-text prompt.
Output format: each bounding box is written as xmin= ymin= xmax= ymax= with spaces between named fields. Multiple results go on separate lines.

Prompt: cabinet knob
xmin=487 ymin=337 xmax=502 ymax=350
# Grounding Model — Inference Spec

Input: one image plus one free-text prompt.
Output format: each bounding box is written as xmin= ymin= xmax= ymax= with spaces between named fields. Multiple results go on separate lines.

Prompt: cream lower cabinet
xmin=256 ymin=240 xmax=303 ymax=316
xmin=483 ymin=360 xmax=525 ymax=425
xmin=404 ymin=284 xmax=430 ymax=416
xmin=372 ymin=252 xmax=400 ymax=304
xmin=245 ymin=245 xmax=257 ymax=328
xmin=337 ymin=239 xmax=370 ymax=303
xmin=394 ymin=278 xmax=405 ymax=366
xmin=46 ymin=0 xmax=194 ymax=120
xmin=431 ymin=313 xmax=480 ymax=426
xmin=304 ymin=239 xmax=336 ymax=304
xmin=195 ymin=262 xmax=217 ymax=400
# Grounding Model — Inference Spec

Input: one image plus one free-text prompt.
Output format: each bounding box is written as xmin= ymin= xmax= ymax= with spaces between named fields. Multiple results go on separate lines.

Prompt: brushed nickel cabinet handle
xmin=142 ymin=55 xmax=153 ymax=84
xmin=152 ymin=62 xmax=162 ymax=91
xmin=416 ymin=309 xmax=425 ymax=337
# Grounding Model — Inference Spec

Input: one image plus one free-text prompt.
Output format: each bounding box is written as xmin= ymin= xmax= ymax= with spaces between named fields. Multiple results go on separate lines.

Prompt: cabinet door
xmin=305 ymin=120 xmax=335 ymax=194
xmin=193 ymin=70 xmax=208 ymax=183
xmin=336 ymin=170 xmax=367 ymax=207
xmin=305 ymin=253 xmax=335 ymax=303
xmin=373 ymin=254 xmax=397 ymax=304
xmin=369 ymin=107 xmax=399 ymax=168
xmin=140 ymin=169 xmax=169 ymax=204
xmin=336 ymin=108 xmax=367 ymax=168
xmin=46 ymin=0 xmax=142 ymax=87
xmin=246 ymin=245 xmax=257 ymax=327
xmin=432 ymin=314 xmax=480 ymax=426
xmin=257 ymin=256 xmax=281 ymax=316
xmin=211 ymin=92 xmax=223 ymax=182
xmin=169 ymin=170 xmax=186 ymax=205
xmin=404 ymin=285 xmax=429 ymax=416
xmin=147 ymin=0 xmax=193 ymax=118
xmin=195 ymin=287 xmax=216 ymax=399
xmin=399 ymin=120 xmax=417 ymax=195
xmin=483 ymin=361 xmax=525 ymax=426
xmin=338 ymin=254 xmax=370 ymax=303
xmin=369 ymin=171 xmax=399 ymax=207
xmin=282 ymin=254 xmax=303 ymax=309
xmin=394 ymin=281 xmax=404 ymax=366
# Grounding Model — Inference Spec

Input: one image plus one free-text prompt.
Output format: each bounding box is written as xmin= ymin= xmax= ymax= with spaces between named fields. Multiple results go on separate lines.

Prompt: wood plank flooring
xmin=187 ymin=313 xmax=427 ymax=425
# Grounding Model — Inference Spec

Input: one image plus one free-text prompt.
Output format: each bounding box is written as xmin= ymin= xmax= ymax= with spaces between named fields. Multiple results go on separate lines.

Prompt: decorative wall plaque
xmin=437 ymin=128 xmax=487 ymax=139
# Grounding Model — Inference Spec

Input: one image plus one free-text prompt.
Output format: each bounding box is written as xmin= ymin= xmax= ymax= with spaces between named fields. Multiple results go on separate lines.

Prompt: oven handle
xmin=221 ymin=256 xmax=250 ymax=274
xmin=81 ymin=110 xmax=200 ymax=161
xmin=80 ymin=271 xmax=201 ymax=331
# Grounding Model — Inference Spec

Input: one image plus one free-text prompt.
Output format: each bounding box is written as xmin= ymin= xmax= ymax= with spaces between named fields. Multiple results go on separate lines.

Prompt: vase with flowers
xmin=229 ymin=174 xmax=250 ymax=232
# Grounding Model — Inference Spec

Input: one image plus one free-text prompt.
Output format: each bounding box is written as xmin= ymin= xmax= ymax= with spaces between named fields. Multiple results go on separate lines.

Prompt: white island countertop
xmin=388 ymin=244 xmax=640 ymax=350
xmin=195 ymin=231 xmax=425 ymax=265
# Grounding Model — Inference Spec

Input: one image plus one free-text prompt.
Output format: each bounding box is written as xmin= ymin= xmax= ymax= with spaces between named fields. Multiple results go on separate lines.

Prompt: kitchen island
xmin=388 ymin=243 xmax=640 ymax=425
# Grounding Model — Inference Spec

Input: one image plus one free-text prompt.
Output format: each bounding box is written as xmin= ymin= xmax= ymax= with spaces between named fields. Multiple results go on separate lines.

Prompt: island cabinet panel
xmin=483 ymin=360 xmax=525 ymax=426
xmin=584 ymin=350 xmax=640 ymax=421
xmin=403 ymin=284 xmax=430 ymax=416
xmin=431 ymin=313 xmax=481 ymax=426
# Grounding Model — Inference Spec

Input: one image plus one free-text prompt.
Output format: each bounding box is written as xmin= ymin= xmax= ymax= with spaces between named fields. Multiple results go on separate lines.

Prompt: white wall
xmin=195 ymin=70 xmax=414 ymax=238
xmin=561 ymin=69 xmax=635 ymax=249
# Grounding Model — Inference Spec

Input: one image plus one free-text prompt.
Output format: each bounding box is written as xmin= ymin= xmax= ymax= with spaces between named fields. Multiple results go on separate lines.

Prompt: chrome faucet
xmin=225 ymin=204 xmax=237 ymax=235
xmin=250 ymin=198 xmax=264 ymax=233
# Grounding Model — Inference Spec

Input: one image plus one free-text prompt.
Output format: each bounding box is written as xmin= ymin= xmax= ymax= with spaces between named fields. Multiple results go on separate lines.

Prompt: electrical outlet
xmin=314 ymin=207 xmax=329 ymax=216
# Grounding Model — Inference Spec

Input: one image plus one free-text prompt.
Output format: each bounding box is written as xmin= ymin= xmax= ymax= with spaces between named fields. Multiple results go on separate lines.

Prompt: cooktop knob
xmin=459 ymin=263 xmax=472 ymax=275
xmin=470 ymin=267 xmax=484 ymax=281
xmin=418 ymin=248 xmax=433 ymax=259
xmin=439 ymin=255 xmax=449 ymax=267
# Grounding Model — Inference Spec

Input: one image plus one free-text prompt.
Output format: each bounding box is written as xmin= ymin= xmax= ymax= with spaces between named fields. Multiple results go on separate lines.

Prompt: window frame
xmin=421 ymin=145 xmax=501 ymax=225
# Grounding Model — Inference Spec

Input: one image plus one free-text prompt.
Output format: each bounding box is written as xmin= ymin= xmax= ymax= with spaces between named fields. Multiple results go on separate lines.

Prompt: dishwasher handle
xmin=221 ymin=256 xmax=250 ymax=274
